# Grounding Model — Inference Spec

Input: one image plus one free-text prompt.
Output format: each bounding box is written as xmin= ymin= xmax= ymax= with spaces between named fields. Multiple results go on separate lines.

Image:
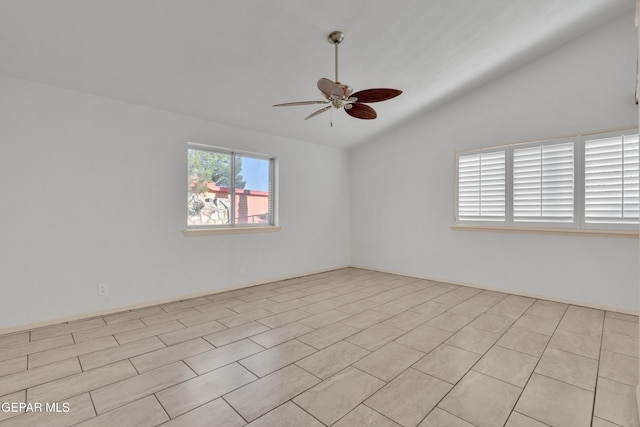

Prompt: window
xmin=457 ymin=151 xmax=505 ymax=222
xmin=455 ymin=128 xmax=639 ymax=233
xmin=584 ymin=133 xmax=639 ymax=225
xmin=513 ymin=142 xmax=574 ymax=223
xmin=187 ymin=144 xmax=275 ymax=229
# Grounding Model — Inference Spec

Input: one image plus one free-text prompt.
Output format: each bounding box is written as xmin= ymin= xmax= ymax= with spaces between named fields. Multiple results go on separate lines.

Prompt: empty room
xmin=0 ymin=1 xmax=638 ymax=426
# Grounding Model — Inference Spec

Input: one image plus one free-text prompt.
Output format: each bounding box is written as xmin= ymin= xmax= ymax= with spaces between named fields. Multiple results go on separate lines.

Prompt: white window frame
xmin=454 ymin=127 xmax=639 ymax=235
xmin=185 ymin=142 xmax=279 ymax=236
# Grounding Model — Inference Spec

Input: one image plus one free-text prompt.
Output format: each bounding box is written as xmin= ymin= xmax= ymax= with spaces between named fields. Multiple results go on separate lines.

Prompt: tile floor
xmin=0 ymin=268 xmax=638 ymax=426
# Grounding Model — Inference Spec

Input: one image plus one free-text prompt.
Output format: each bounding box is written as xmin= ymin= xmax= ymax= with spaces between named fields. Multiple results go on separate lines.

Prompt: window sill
xmin=451 ymin=224 xmax=639 ymax=238
xmin=183 ymin=226 xmax=281 ymax=236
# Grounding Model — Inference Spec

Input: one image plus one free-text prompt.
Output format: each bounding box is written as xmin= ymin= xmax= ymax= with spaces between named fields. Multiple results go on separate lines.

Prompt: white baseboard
xmin=1 ymin=263 xmax=637 ymax=336
xmin=350 ymin=264 xmax=640 ymax=316
xmin=0 ymin=265 xmax=350 ymax=336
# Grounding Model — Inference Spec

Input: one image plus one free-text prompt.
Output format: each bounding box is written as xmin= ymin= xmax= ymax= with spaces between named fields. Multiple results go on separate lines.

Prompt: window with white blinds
xmin=457 ymin=151 xmax=505 ymax=222
xmin=584 ymin=133 xmax=639 ymax=224
xmin=455 ymin=128 xmax=638 ymax=232
xmin=513 ymin=142 xmax=574 ymax=222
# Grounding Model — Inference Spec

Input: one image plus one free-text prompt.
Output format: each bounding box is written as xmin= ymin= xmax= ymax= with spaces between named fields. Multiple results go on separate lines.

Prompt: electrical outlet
xmin=97 ymin=284 xmax=108 ymax=296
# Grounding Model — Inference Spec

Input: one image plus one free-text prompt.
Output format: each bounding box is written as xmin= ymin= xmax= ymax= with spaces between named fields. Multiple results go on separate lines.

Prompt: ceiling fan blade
xmin=345 ymin=103 xmax=377 ymax=120
xmin=272 ymin=100 xmax=329 ymax=107
xmin=317 ymin=78 xmax=344 ymax=98
xmin=304 ymin=105 xmax=332 ymax=120
xmin=350 ymin=88 xmax=402 ymax=103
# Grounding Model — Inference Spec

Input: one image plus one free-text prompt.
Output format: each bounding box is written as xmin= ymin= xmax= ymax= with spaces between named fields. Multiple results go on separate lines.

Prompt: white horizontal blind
xmin=584 ymin=134 xmax=639 ymax=224
xmin=457 ymin=151 xmax=505 ymax=222
xmin=513 ymin=142 xmax=574 ymax=222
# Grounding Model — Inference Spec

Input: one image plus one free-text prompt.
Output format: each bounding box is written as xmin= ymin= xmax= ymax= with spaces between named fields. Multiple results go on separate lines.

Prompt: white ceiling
xmin=0 ymin=1 xmax=634 ymax=149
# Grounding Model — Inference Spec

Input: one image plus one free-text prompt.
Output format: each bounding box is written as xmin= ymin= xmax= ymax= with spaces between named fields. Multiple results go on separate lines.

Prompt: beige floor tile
xmin=293 ymin=367 xmax=385 ymax=425
xmin=160 ymin=297 xmax=211 ymax=313
xmin=445 ymin=326 xmax=501 ymax=355
xmin=598 ymin=350 xmax=639 ymax=386
xmin=534 ymin=348 xmax=598 ymax=391
xmin=297 ymin=323 xmax=360 ymax=350
xmin=262 ymin=298 xmax=310 ymax=314
xmin=299 ymin=299 xmax=346 ymax=315
xmin=27 ymin=360 xmax=137 ymax=403
xmin=592 ymin=417 xmax=625 ymax=427
xmin=75 ymin=395 xmax=168 ymax=427
xmin=91 ymin=361 xmax=196 ymax=414
xmin=546 ymin=329 xmax=600 ymax=359
xmin=447 ymin=301 xmax=490 ymax=318
xmin=203 ymin=321 xmax=269 ymax=347
xmin=432 ymin=288 xmax=479 ymax=306
xmin=158 ymin=320 xmax=226 ymax=346
xmin=30 ymin=318 xmax=106 ymax=341
xmin=602 ymin=331 xmax=639 ymax=357
xmin=486 ymin=295 xmax=535 ymax=319
xmin=0 ymin=390 xmax=25 ymax=422
xmin=225 ymin=364 xmax=319 ymax=422
xmin=0 ymin=335 xmax=75 ymax=363
xmin=604 ymin=317 xmax=639 ymax=337
xmin=354 ymin=342 xmax=424 ymax=382
xmin=605 ymin=311 xmax=639 ymax=323
xmin=239 ymin=339 xmax=316 ymax=377
xmin=473 ymin=345 xmax=538 ymax=387
xmin=79 ymin=336 xmax=166 ymax=371
xmin=184 ymin=339 xmax=264 ymax=375
xmin=465 ymin=292 xmax=506 ymax=307
xmin=334 ymin=404 xmax=400 ymax=427
xmin=249 ymin=322 xmax=313 ymax=348
xmin=394 ymin=324 xmax=452 ymax=353
xmin=113 ymin=320 xmax=184 ymax=344
xmin=410 ymin=300 xmax=451 ymax=317
xmin=156 ymin=362 xmax=257 ymax=418
xmin=525 ymin=300 xmax=567 ymax=321
xmin=102 ymin=306 xmax=165 ymax=325
xmin=295 ymin=341 xmax=370 ymax=379
xmin=511 ymin=314 xmax=559 ymax=336
xmin=366 ymin=368 xmax=451 ymax=426
xmin=504 ymin=411 xmax=549 ymax=426
xmin=557 ymin=306 xmax=604 ymax=337
xmin=246 ymin=401 xmax=324 ymax=427
xmin=72 ymin=319 xmax=146 ymax=343
xmin=515 ymin=373 xmax=593 ymax=427
xmin=231 ymin=299 xmax=271 ymax=314
xmin=374 ymin=299 xmax=420 ymax=316
xmin=413 ymin=343 xmax=481 ymax=384
xmin=426 ymin=312 xmax=475 ymax=332
xmin=593 ymin=376 xmax=640 ymax=427
xmin=256 ymin=309 xmax=313 ymax=329
xmin=346 ymin=324 xmax=405 ymax=351
xmin=178 ymin=308 xmax=238 ymax=327
xmin=28 ymin=336 xmax=118 ymax=368
xmin=298 ymin=310 xmax=351 ymax=328
xmin=130 ymin=337 xmax=214 ymax=373
xmin=217 ymin=308 xmax=273 ymax=328
xmin=381 ymin=310 xmax=433 ymax=331
xmin=0 ymin=356 xmax=27 ymax=377
xmin=419 ymin=408 xmax=475 ymax=426
xmin=0 ymin=333 xmax=29 ymax=349
xmin=140 ymin=307 xmax=201 ymax=326
xmin=162 ymin=398 xmax=246 ymax=427
xmin=5 ymin=393 xmax=96 ymax=427
xmin=439 ymin=370 xmax=522 ymax=427
xmin=496 ymin=328 xmax=550 ymax=357
xmin=0 ymin=358 xmax=82 ymax=397
xmin=340 ymin=310 xmax=391 ymax=329
xmin=467 ymin=313 xmax=515 ymax=334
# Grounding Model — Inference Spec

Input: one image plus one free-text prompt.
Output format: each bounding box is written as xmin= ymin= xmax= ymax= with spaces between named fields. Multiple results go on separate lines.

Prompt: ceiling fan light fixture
xmin=272 ymin=31 xmax=402 ymax=122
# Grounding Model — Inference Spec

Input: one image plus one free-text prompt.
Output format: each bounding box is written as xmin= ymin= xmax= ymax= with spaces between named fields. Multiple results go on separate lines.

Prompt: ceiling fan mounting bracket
xmin=328 ymin=31 xmax=344 ymax=45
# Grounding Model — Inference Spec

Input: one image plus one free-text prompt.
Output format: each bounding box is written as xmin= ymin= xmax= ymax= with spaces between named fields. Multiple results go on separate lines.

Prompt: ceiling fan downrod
xmin=328 ymin=31 xmax=344 ymax=83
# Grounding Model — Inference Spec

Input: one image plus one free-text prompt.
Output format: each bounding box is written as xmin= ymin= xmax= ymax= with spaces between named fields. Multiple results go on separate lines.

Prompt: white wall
xmin=351 ymin=13 xmax=639 ymax=311
xmin=0 ymin=75 xmax=351 ymax=330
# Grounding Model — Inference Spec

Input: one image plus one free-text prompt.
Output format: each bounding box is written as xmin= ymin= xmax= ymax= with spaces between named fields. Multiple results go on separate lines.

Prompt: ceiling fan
xmin=273 ymin=31 xmax=402 ymax=121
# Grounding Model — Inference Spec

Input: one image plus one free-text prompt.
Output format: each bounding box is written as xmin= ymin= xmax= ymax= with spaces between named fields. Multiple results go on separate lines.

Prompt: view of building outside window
xmin=187 ymin=147 xmax=272 ymax=227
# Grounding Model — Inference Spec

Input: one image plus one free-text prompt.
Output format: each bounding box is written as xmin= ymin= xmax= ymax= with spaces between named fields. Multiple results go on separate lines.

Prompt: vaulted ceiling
xmin=0 ymin=0 xmax=634 ymax=149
